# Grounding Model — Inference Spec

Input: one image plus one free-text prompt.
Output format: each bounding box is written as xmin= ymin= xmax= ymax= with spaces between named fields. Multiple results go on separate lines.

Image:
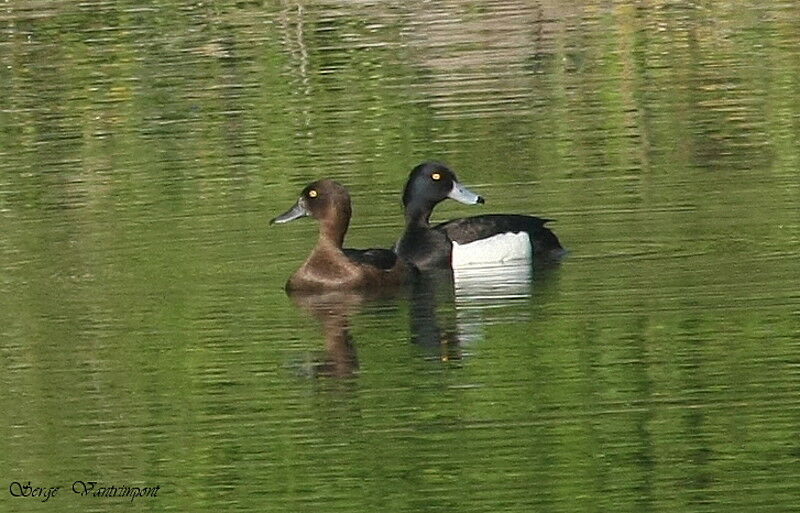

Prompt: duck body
xmin=437 ymin=214 xmax=564 ymax=267
xmin=272 ymin=179 xmax=411 ymax=292
xmin=396 ymin=162 xmax=565 ymax=271
xmin=286 ymin=242 xmax=407 ymax=292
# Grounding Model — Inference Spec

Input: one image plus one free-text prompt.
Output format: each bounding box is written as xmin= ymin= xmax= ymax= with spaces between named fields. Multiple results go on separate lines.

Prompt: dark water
xmin=2 ymin=1 xmax=799 ymax=512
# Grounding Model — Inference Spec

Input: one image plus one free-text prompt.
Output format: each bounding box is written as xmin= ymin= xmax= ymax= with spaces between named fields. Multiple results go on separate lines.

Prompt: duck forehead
xmin=306 ymin=179 xmax=327 ymax=192
xmin=426 ymin=161 xmax=450 ymax=173
xmin=412 ymin=165 xmax=452 ymax=183
xmin=318 ymin=178 xmax=339 ymax=188
xmin=304 ymin=179 xmax=342 ymax=195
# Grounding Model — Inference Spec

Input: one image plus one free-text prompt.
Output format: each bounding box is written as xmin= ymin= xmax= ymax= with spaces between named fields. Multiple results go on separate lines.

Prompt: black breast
xmin=395 ymin=227 xmax=452 ymax=270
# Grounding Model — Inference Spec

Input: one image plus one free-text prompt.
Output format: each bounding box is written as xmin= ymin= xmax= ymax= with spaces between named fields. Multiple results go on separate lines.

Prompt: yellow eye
xmin=431 ymin=173 xmax=441 ymax=181
xmin=308 ymin=189 xmax=318 ymax=198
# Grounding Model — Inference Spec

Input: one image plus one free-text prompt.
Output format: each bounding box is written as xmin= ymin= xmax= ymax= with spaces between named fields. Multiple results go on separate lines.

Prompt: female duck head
xmin=402 ymin=162 xmax=484 ymax=218
xmin=271 ymin=179 xmax=352 ymax=246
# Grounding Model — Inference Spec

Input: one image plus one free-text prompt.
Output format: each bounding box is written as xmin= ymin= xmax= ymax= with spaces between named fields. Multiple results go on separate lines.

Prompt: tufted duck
xmin=272 ymin=179 xmax=412 ymax=291
xmin=395 ymin=162 xmax=565 ymax=270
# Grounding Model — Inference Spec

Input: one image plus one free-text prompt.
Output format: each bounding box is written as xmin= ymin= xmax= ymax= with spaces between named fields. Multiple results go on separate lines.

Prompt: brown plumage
xmin=271 ymin=179 xmax=412 ymax=292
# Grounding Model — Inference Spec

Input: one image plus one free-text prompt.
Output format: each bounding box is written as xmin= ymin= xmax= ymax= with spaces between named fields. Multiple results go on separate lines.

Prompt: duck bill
xmin=447 ymin=181 xmax=485 ymax=205
xmin=270 ymin=199 xmax=309 ymax=225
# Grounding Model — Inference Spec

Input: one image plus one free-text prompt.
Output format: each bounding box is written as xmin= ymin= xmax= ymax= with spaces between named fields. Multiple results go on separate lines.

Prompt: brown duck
xmin=271 ymin=179 xmax=412 ymax=292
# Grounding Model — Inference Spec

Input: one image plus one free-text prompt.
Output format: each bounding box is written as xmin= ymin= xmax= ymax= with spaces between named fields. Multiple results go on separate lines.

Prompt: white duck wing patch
xmin=451 ymin=231 xmax=531 ymax=268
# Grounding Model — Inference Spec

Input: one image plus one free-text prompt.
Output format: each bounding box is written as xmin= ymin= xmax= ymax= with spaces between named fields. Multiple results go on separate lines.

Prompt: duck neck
xmin=404 ymin=201 xmax=434 ymax=228
xmin=317 ymin=210 xmax=349 ymax=249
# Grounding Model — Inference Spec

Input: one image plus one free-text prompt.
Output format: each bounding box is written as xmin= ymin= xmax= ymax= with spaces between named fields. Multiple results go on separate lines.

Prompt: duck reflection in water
xmin=287 ymin=290 xmax=369 ymax=378
xmin=288 ymin=280 xmax=462 ymax=373
xmin=409 ymin=262 xmax=560 ymax=361
xmin=409 ymin=269 xmax=462 ymax=362
xmin=287 ymin=265 xmax=560 ymax=376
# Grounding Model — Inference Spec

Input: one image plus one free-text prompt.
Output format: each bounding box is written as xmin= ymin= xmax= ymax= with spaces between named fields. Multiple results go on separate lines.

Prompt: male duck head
xmin=402 ymin=162 xmax=484 ymax=223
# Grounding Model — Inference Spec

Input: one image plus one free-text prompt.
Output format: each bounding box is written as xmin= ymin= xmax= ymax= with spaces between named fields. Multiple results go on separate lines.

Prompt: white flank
xmin=451 ymin=232 xmax=531 ymax=268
